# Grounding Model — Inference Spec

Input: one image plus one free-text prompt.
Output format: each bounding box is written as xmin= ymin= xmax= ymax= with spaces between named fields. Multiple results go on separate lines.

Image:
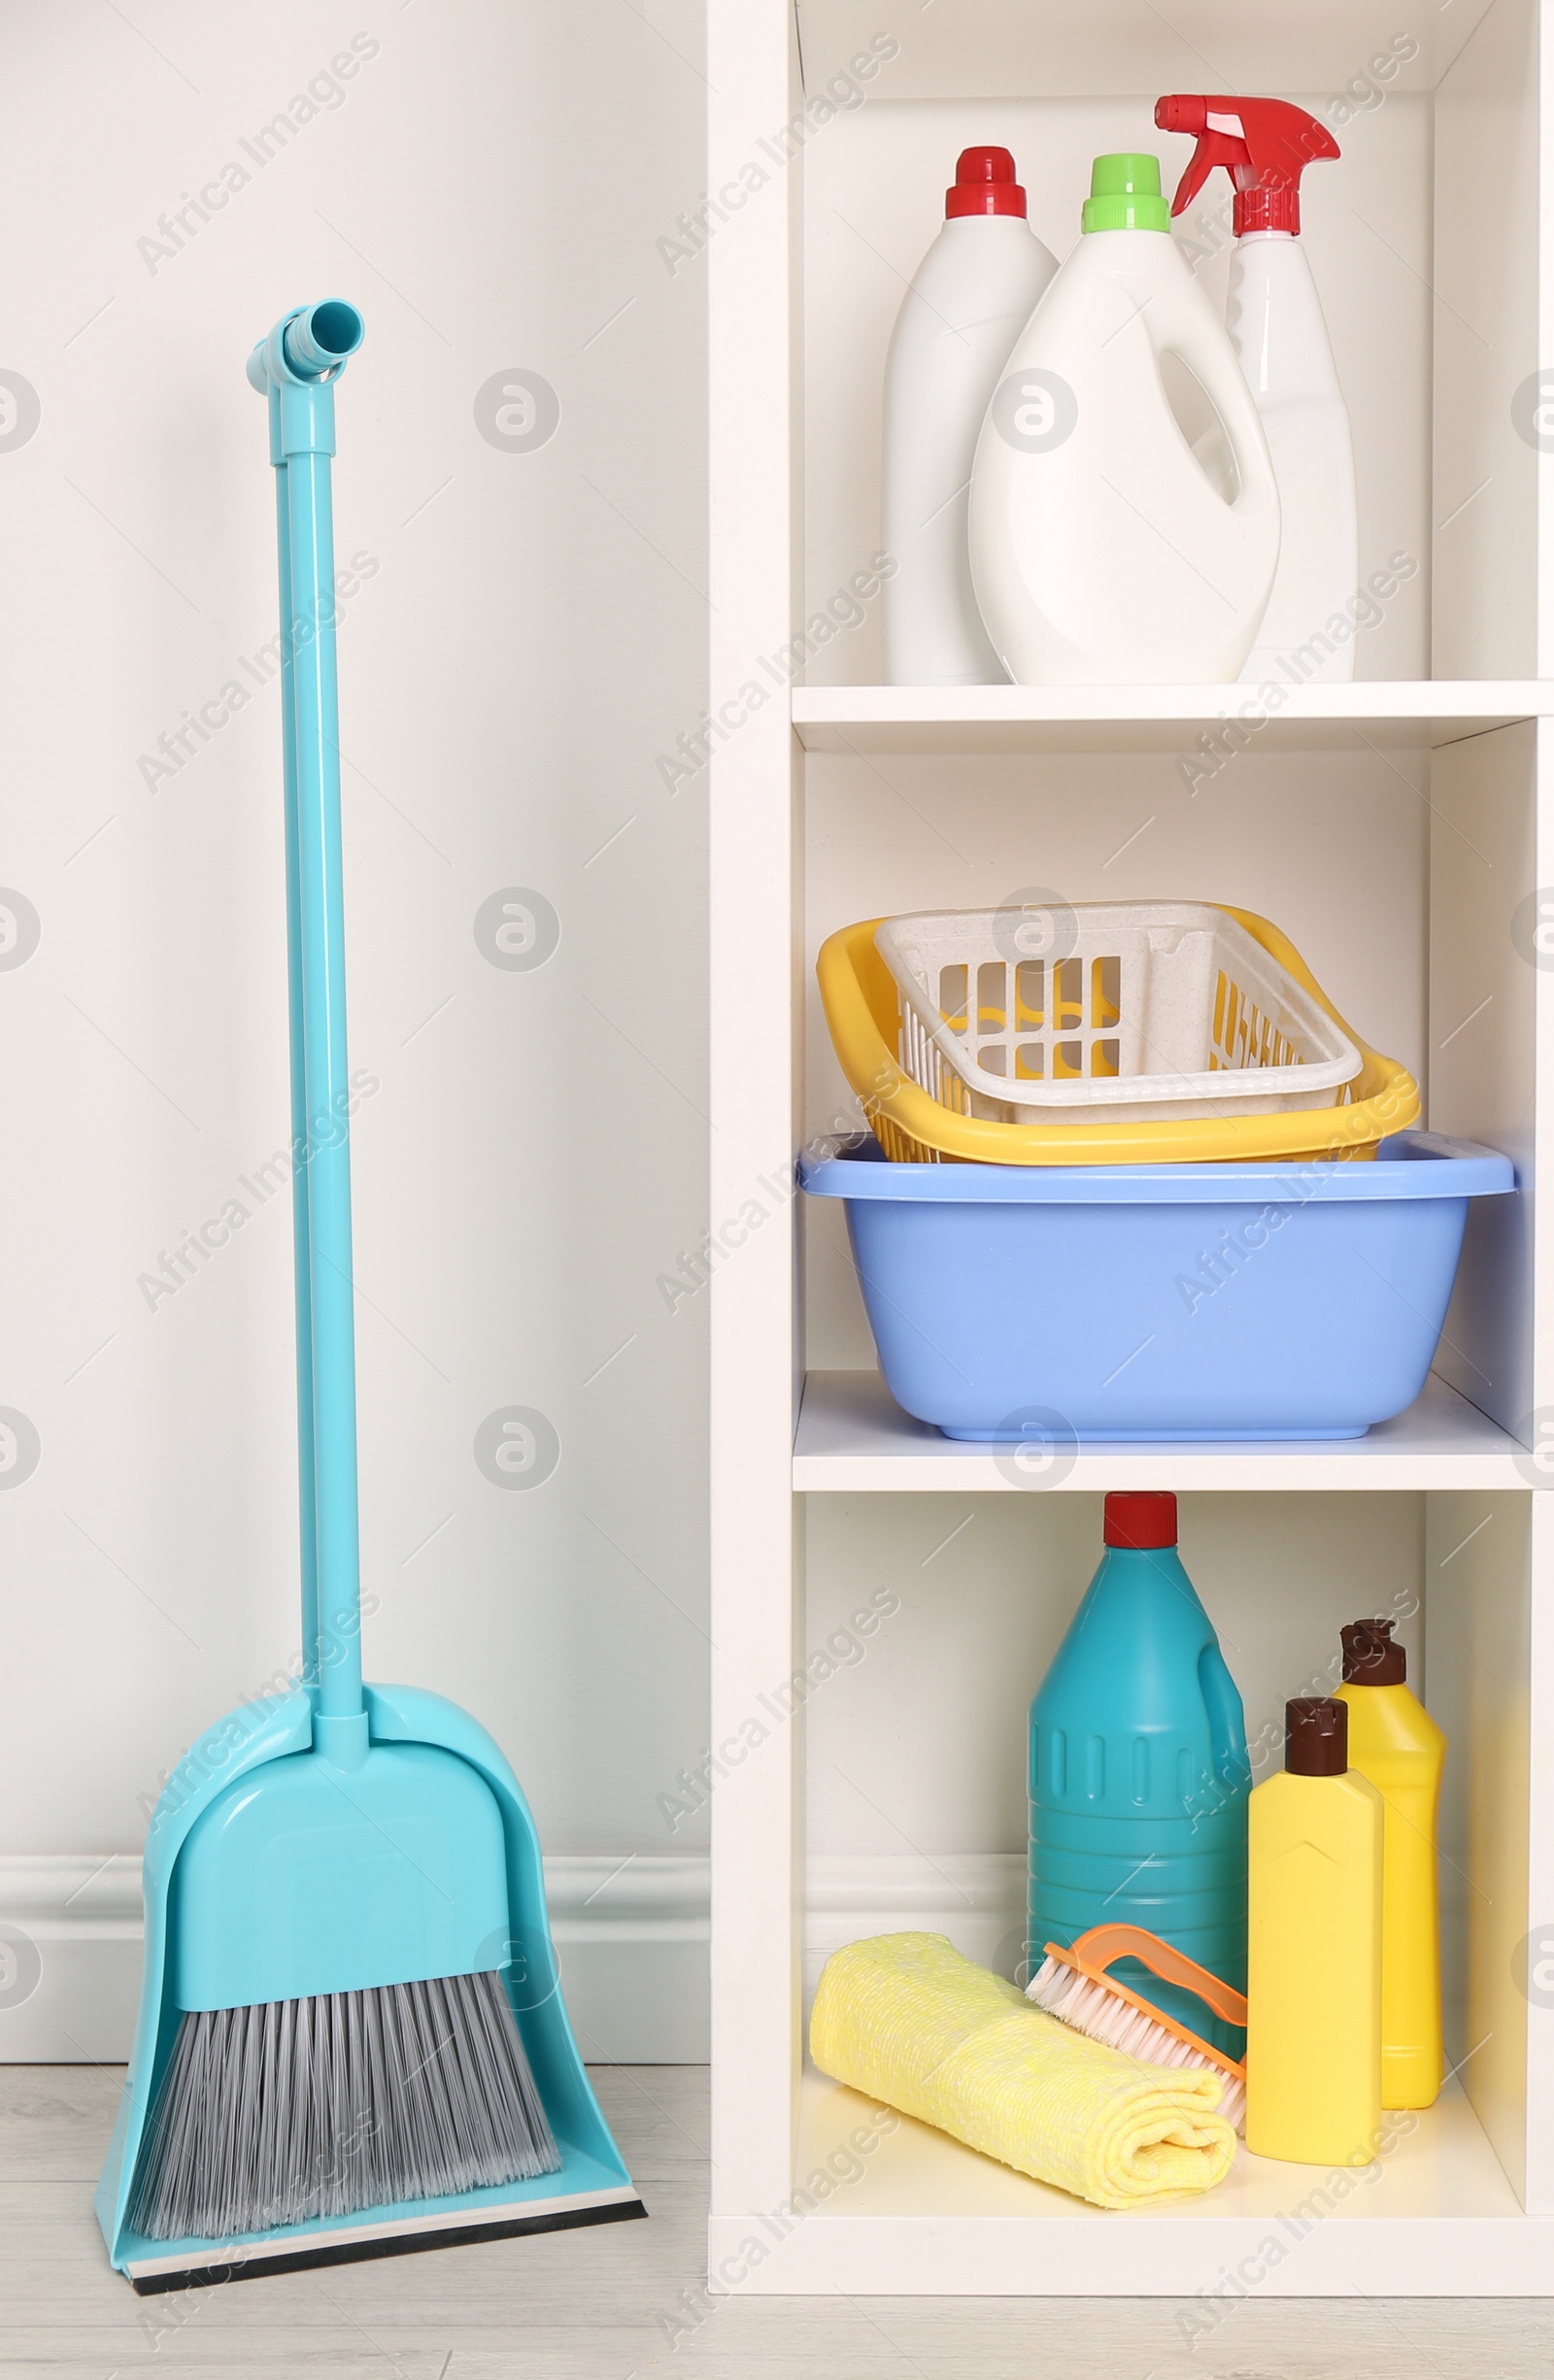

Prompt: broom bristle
xmin=1028 ymin=1953 xmax=1246 ymax=2133
xmin=127 ymin=1968 xmax=562 ymax=2243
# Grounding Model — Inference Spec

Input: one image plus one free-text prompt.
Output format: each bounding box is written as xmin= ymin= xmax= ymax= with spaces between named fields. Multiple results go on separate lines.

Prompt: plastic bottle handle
xmin=1066 ymin=1922 xmax=1248 ymax=2025
xmin=1136 ymin=268 xmax=1279 ymax=523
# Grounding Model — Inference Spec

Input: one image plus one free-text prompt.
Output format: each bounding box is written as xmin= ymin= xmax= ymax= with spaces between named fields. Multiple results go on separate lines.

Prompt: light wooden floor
xmin=5 ymin=2062 xmax=1554 ymax=2377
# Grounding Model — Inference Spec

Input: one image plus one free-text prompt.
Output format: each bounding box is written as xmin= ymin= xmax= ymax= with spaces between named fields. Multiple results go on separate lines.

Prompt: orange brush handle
xmin=1063 ymin=1923 xmax=1247 ymax=2028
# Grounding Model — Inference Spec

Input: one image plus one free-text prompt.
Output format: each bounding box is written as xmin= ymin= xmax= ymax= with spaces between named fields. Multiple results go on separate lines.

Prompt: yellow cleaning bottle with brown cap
xmin=1337 ymin=1619 xmax=1445 ymax=2110
xmin=1247 ymin=1697 xmax=1382 ymax=2166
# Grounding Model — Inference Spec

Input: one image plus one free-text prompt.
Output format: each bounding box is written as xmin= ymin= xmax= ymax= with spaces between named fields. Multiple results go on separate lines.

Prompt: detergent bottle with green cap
xmin=1028 ymin=1492 xmax=1250 ymax=2057
xmin=968 ymin=153 xmax=1279 ymax=685
xmin=1156 ymin=96 xmax=1356 ymax=686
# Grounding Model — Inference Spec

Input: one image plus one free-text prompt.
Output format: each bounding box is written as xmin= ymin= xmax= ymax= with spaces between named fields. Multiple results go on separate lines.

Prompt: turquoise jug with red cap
xmin=1029 ymin=1492 xmax=1249 ymax=2055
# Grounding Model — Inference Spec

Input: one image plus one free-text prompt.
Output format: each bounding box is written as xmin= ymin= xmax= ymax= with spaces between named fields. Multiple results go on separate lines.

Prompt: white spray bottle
xmin=882 ymin=147 xmax=1058 ymax=685
xmin=1157 ymin=95 xmax=1357 ymax=686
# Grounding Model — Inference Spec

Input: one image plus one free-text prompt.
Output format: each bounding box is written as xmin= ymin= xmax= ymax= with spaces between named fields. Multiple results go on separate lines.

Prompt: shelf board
xmin=709 ymin=2069 xmax=1543 ymax=2295
xmin=794 ymin=1370 xmax=1533 ymax=1492
xmin=792 ymin=682 xmax=1543 ymax=755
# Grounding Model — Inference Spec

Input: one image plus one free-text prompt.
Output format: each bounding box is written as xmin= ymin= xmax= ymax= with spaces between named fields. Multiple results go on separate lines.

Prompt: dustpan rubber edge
xmin=128 ymin=2192 xmax=647 ymax=2294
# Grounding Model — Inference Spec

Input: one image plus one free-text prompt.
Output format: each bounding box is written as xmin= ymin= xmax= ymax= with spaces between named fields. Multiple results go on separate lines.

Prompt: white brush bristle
xmin=1028 ymin=1954 xmax=1245 ymax=2134
xmin=127 ymin=1968 xmax=561 ymax=2243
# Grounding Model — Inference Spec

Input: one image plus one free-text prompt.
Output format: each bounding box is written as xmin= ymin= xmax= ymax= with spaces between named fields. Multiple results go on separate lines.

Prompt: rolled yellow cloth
xmin=810 ymin=1931 xmax=1236 ymax=2210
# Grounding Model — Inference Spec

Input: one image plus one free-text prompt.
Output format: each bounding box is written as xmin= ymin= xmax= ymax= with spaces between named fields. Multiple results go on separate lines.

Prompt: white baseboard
xmin=0 ymin=1858 xmax=146 ymax=2065
xmin=0 ymin=1850 xmax=1026 ymax=2066
xmin=549 ymin=1855 xmax=710 ymax=2063
xmin=0 ymin=1853 xmax=711 ymax=2065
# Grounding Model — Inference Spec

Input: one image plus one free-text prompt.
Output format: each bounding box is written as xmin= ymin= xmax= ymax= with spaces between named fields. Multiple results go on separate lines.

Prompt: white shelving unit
xmin=793 ymin=1371 xmax=1534 ymax=1493
xmin=793 ymin=682 xmax=1542 ymax=752
xmin=709 ymin=0 xmax=1554 ymax=2295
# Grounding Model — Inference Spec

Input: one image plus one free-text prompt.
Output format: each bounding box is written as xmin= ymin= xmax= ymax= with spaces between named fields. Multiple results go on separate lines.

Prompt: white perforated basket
xmin=876 ymin=902 xmax=1364 ymax=1128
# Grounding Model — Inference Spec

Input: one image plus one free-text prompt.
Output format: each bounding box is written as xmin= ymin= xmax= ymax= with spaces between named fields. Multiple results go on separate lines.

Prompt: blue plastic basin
xmin=799 ymin=1131 xmax=1514 ymax=1442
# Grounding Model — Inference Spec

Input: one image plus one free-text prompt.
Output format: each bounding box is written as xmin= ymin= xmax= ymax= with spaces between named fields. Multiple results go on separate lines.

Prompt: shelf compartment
xmin=798 ymin=3 xmax=1546 ymax=687
xmin=794 ymin=1369 xmax=1535 ymax=1492
xmin=800 ymin=723 xmax=1541 ymax=1435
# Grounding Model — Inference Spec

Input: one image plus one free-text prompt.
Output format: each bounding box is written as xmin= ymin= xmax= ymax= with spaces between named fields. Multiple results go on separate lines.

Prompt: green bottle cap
xmin=1081 ymin=152 xmax=1170 ymax=234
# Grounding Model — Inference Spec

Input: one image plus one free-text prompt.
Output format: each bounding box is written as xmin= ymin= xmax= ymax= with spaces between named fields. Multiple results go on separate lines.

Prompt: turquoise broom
xmin=95 ymin=302 xmax=643 ymax=2290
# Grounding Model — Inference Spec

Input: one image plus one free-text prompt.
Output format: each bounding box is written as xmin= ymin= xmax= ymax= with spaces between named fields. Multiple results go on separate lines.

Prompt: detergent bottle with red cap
xmin=1157 ymin=95 xmax=1358 ymax=686
xmin=1028 ymin=1492 xmax=1249 ymax=2055
xmin=882 ymin=146 xmax=1058 ymax=685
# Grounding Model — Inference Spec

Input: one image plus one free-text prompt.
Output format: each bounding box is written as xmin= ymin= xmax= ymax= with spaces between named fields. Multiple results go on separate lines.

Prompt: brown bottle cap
xmin=1341 ymin=1618 xmax=1405 ymax=1686
xmin=1287 ymin=1696 xmax=1347 ymax=1776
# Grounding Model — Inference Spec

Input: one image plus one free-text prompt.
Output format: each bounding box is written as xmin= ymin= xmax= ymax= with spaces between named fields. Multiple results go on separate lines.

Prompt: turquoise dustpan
xmin=96 ymin=305 xmax=642 ymax=2290
xmin=95 ymin=1680 xmax=642 ymax=2288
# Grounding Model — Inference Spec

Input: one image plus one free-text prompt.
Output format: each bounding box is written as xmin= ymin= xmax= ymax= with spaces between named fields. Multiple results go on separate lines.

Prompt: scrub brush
xmin=1027 ymin=1922 xmax=1247 ymax=2132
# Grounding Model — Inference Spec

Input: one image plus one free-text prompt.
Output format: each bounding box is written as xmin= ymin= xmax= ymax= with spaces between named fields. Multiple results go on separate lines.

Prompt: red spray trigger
xmin=1154 ymin=96 xmax=1339 ymax=236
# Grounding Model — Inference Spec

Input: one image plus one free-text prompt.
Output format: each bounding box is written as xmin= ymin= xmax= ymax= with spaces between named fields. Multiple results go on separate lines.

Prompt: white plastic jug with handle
xmin=968 ymin=153 xmax=1280 ymax=686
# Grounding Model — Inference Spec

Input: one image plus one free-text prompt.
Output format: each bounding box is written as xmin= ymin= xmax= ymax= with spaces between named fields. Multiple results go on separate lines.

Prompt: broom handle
xmin=287 ymin=441 xmax=362 ymax=1722
xmin=266 ymin=412 xmax=320 ymax=1690
xmin=251 ymin=305 xmax=367 ymax=1729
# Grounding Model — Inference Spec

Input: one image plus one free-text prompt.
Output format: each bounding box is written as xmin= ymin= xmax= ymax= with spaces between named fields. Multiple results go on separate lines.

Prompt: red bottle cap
xmin=1103 ymin=1492 xmax=1177 ymax=1549
xmin=947 ymin=146 xmax=1028 ymax=219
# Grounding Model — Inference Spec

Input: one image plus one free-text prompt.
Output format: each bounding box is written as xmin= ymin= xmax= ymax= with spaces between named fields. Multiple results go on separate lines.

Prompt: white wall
xmin=0 ymin=1 xmax=712 ymax=2045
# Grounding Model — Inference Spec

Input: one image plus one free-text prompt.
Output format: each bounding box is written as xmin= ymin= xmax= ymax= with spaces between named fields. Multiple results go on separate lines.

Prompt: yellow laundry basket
xmin=817 ymin=904 xmax=1419 ymax=1165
